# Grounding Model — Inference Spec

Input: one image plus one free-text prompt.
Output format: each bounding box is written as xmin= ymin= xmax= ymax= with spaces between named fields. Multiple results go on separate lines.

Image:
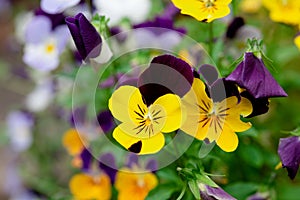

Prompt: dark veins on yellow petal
xmin=133 ymin=104 xmax=164 ymax=138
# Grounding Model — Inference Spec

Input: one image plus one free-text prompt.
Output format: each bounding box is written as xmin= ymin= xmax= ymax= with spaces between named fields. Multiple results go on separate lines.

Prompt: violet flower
xmin=199 ymin=184 xmax=236 ymax=200
xmin=41 ymin=0 xmax=80 ymax=14
xmin=99 ymin=153 xmax=117 ymax=183
xmin=66 ymin=13 xmax=102 ymax=60
xmin=278 ymin=136 xmax=300 ymax=179
xmin=138 ymin=54 xmax=194 ymax=105
xmin=96 ymin=110 xmax=114 ymax=133
xmin=226 ymin=52 xmax=287 ymax=99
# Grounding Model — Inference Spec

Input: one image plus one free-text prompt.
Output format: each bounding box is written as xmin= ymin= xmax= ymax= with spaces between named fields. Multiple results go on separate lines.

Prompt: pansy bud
xmin=226 ymin=52 xmax=287 ymax=99
xmin=66 ymin=13 xmax=102 ymax=60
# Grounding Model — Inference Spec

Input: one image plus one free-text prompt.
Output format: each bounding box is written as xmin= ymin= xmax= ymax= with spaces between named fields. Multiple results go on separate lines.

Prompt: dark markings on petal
xmin=201 ymin=19 xmax=208 ymax=22
xmin=137 ymin=104 xmax=145 ymax=115
xmin=201 ymin=100 xmax=210 ymax=110
xmin=202 ymin=118 xmax=210 ymax=128
xmin=219 ymin=107 xmax=230 ymax=113
xmin=216 ymin=119 xmax=222 ymax=131
xmin=198 ymin=117 xmax=208 ymax=123
xmin=128 ymin=141 xmax=142 ymax=153
xmin=197 ymin=104 xmax=208 ymax=112
xmin=218 ymin=113 xmax=228 ymax=117
xmin=134 ymin=111 xmax=144 ymax=119
xmin=150 ymin=125 xmax=154 ymax=137
xmin=152 ymin=109 xmax=161 ymax=117
xmin=153 ymin=116 xmax=164 ymax=121
xmin=133 ymin=123 xmax=145 ymax=131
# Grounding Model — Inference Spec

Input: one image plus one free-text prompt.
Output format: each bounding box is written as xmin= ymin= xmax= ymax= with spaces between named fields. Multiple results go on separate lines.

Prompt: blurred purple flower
xmin=66 ymin=13 xmax=102 ymax=60
xmin=126 ymin=153 xmax=158 ymax=172
xmin=226 ymin=17 xmax=245 ymax=39
xmin=23 ymin=16 xmax=69 ymax=71
xmin=96 ymin=110 xmax=114 ymax=133
xmin=247 ymin=192 xmax=269 ymax=200
xmin=70 ymin=106 xmax=86 ymax=127
xmin=99 ymin=153 xmax=117 ymax=183
xmin=199 ymin=184 xmax=236 ymax=200
xmin=41 ymin=0 xmax=80 ymax=14
xmin=278 ymin=136 xmax=300 ymax=179
xmin=138 ymin=54 xmax=194 ymax=105
xmin=133 ymin=17 xmax=186 ymax=36
xmin=226 ymin=52 xmax=287 ymax=99
xmin=6 ymin=111 xmax=34 ymax=152
xmin=160 ymin=3 xmax=180 ymax=19
xmin=34 ymin=8 xmax=66 ymax=29
xmin=80 ymin=148 xmax=93 ymax=172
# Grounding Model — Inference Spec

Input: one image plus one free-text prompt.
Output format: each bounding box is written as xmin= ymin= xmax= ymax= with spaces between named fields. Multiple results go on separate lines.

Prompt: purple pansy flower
xmin=199 ymin=184 xmax=236 ymax=200
xmin=126 ymin=153 xmax=158 ymax=172
xmin=23 ymin=15 xmax=69 ymax=71
xmin=41 ymin=0 xmax=81 ymax=14
xmin=80 ymin=148 xmax=93 ymax=172
xmin=66 ymin=13 xmax=102 ymax=60
xmin=34 ymin=8 xmax=66 ymax=29
xmin=160 ymin=3 xmax=180 ymax=19
xmin=99 ymin=153 xmax=117 ymax=183
xmin=96 ymin=110 xmax=114 ymax=133
xmin=133 ymin=17 xmax=186 ymax=50
xmin=138 ymin=54 xmax=194 ymax=105
xmin=278 ymin=136 xmax=300 ymax=179
xmin=226 ymin=52 xmax=287 ymax=99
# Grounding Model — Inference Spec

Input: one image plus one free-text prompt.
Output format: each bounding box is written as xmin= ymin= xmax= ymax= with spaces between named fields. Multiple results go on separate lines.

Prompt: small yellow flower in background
xmin=171 ymin=0 xmax=232 ymax=23
xmin=263 ymin=0 xmax=300 ymax=25
xmin=69 ymin=173 xmax=112 ymax=200
xmin=62 ymin=128 xmax=88 ymax=156
xmin=294 ymin=33 xmax=300 ymax=50
xmin=240 ymin=0 xmax=262 ymax=13
xmin=115 ymin=169 xmax=158 ymax=200
xmin=109 ymin=86 xmax=182 ymax=155
xmin=180 ymin=78 xmax=252 ymax=152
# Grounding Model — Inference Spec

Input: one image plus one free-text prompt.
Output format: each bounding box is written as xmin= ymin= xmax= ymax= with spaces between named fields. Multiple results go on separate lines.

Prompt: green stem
xmin=208 ymin=22 xmax=214 ymax=56
xmin=176 ymin=182 xmax=187 ymax=200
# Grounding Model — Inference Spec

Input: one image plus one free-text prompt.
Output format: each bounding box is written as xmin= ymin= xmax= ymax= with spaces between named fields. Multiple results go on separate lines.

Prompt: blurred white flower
xmin=92 ymin=36 xmax=113 ymax=64
xmin=41 ymin=0 xmax=81 ymax=14
xmin=25 ymin=79 xmax=55 ymax=112
xmin=93 ymin=0 xmax=151 ymax=25
xmin=14 ymin=11 xmax=34 ymax=43
xmin=6 ymin=111 xmax=34 ymax=152
xmin=23 ymin=16 xmax=70 ymax=72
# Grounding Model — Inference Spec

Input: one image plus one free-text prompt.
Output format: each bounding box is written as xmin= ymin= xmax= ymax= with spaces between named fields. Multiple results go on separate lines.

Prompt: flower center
xmin=203 ymin=0 xmax=215 ymax=7
xmin=45 ymin=43 xmax=55 ymax=54
xmin=133 ymin=104 xmax=164 ymax=138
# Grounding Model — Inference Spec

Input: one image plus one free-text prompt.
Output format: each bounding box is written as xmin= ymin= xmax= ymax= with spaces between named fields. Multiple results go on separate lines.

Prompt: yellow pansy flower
xmin=69 ymin=173 xmax=112 ymax=200
xmin=263 ymin=0 xmax=300 ymax=25
xmin=109 ymin=85 xmax=182 ymax=155
xmin=115 ymin=169 xmax=158 ymax=200
xmin=171 ymin=0 xmax=232 ymax=23
xmin=180 ymin=78 xmax=252 ymax=152
xmin=240 ymin=0 xmax=262 ymax=13
xmin=62 ymin=128 xmax=87 ymax=156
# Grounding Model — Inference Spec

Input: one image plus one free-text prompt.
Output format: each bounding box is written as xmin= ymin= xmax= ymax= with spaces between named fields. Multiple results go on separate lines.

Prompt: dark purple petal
xmin=133 ymin=17 xmax=186 ymax=36
xmin=80 ymin=148 xmax=92 ymax=172
xmin=35 ymin=8 xmax=65 ymax=29
xmin=278 ymin=136 xmax=300 ymax=179
xmin=241 ymin=91 xmax=269 ymax=118
xmin=226 ymin=52 xmax=288 ymax=99
xmin=99 ymin=153 xmax=117 ymax=183
xmin=138 ymin=54 xmax=194 ymax=105
xmin=247 ymin=192 xmax=269 ymax=200
xmin=210 ymin=78 xmax=240 ymax=102
xmin=96 ymin=110 xmax=114 ymax=133
xmin=203 ymin=185 xmax=236 ymax=200
xmin=145 ymin=159 xmax=158 ymax=172
xmin=110 ymin=26 xmax=127 ymax=43
xmin=65 ymin=13 xmax=102 ymax=60
xmin=226 ymin=17 xmax=245 ymax=39
xmin=160 ymin=3 xmax=180 ymax=19
xmin=199 ymin=64 xmax=219 ymax=86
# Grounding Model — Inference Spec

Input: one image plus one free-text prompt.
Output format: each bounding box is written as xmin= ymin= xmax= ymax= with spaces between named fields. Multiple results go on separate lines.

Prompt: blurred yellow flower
xmin=263 ymin=0 xmax=300 ymax=25
xmin=240 ymin=0 xmax=262 ymax=13
xmin=115 ymin=169 xmax=158 ymax=200
xmin=294 ymin=34 xmax=300 ymax=50
xmin=69 ymin=173 xmax=112 ymax=200
xmin=171 ymin=0 xmax=232 ymax=23
xmin=109 ymin=86 xmax=182 ymax=155
xmin=62 ymin=128 xmax=87 ymax=156
xmin=180 ymin=78 xmax=252 ymax=152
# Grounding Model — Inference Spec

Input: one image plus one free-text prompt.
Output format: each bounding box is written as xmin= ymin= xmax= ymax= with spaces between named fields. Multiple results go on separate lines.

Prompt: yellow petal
xmin=115 ymin=170 xmax=158 ymax=200
xmin=153 ymin=94 xmax=182 ymax=133
xmin=69 ymin=173 xmax=111 ymax=200
xmin=216 ymin=124 xmax=239 ymax=152
xmin=109 ymin=86 xmax=147 ymax=124
xmin=294 ymin=35 xmax=300 ymax=50
xmin=112 ymin=126 xmax=165 ymax=155
xmin=62 ymin=129 xmax=87 ymax=156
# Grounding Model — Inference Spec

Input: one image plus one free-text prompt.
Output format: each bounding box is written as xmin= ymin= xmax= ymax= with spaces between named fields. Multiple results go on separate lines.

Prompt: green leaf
xmin=282 ymin=127 xmax=300 ymax=136
xmin=195 ymin=174 xmax=218 ymax=188
xmin=188 ymin=180 xmax=200 ymax=200
xmin=146 ymin=183 xmax=180 ymax=200
xmin=224 ymin=182 xmax=258 ymax=200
